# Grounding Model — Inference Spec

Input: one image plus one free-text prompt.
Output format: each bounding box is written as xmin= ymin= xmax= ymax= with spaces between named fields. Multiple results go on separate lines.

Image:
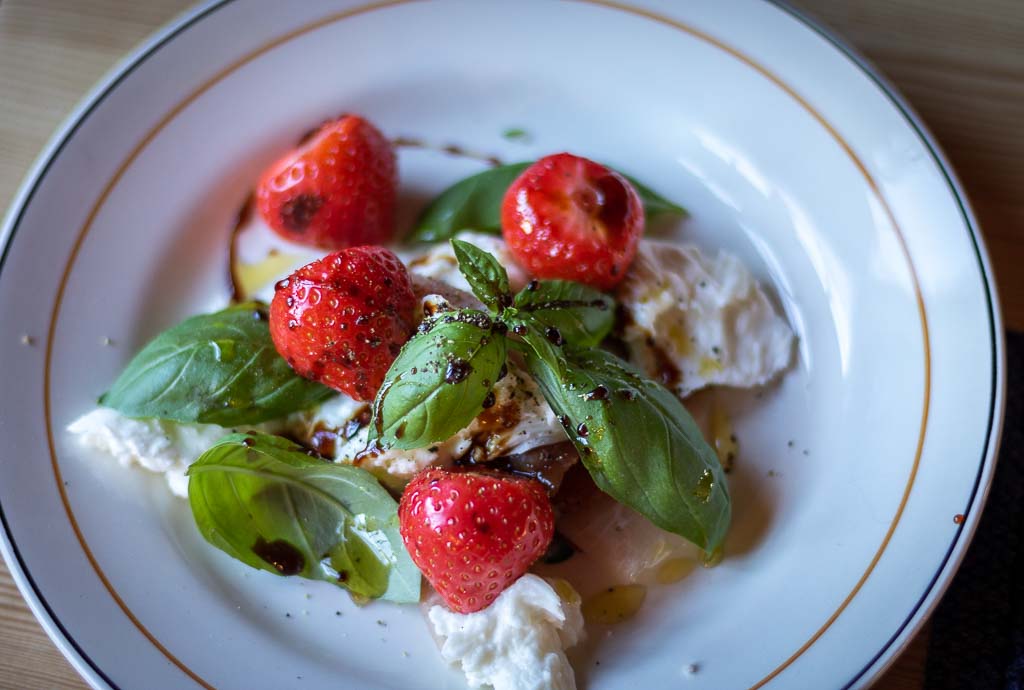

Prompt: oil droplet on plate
xmin=655 ymin=557 xmax=696 ymax=584
xmin=582 ymin=584 xmax=646 ymax=624
xmin=235 ymin=252 xmax=307 ymax=301
xmin=548 ymin=577 xmax=581 ymax=606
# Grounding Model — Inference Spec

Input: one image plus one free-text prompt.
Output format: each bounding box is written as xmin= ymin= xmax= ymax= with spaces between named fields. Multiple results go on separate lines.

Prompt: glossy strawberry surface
xmin=501 ymin=152 xmax=643 ymax=290
xmin=269 ymin=246 xmax=415 ymax=401
xmin=257 ymin=115 xmax=397 ymax=249
xmin=398 ymin=468 xmax=555 ymax=613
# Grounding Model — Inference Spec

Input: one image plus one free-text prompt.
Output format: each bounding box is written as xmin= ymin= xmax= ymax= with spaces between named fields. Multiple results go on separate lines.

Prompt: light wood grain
xmin=1 ymin=0 xmax=1021 ymax=688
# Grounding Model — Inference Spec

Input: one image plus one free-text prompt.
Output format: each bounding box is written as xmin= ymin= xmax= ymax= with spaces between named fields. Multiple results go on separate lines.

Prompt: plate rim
xmin=767 ymin=3 xmax=1006 ymax=685
xmin=0 ymin=4 xmax=230 ymax=687
xmin=0 ymin=1 xmax=1006 ymax=689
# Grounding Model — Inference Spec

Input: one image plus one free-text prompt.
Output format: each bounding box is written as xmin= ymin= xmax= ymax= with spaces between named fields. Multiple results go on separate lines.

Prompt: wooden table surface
xmin=1 ymin=1 xmax=1021 ymax=687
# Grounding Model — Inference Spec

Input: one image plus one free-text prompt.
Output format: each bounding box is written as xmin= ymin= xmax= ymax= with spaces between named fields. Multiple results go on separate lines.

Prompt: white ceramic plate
xmin=0 ymin=1 xmax=1004 ymax=688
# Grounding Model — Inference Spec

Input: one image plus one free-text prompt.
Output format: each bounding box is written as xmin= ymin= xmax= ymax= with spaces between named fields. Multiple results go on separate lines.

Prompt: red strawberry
xmin=501 ymin=152 xmax=643 ymax=290
xmin=269 ymin=246 xmax=415 ymax=401
xmin=399 ymin=468 xmax=554 ymax=614
xmin=256 ymin=115 xmax=397 ymax=249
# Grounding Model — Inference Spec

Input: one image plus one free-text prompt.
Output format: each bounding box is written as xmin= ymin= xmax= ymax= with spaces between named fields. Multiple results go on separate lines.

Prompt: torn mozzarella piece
xmin=68 ymin=408 xmax=234 ymax=498
xmin=400 ymin=231 xmax=530 ymax=293
xmin=428 ymin=575 xmax=584 ymax=690
xmin=412 ymin=281 xmax=484 ymax=315
xmin=616 ymin=239 xmax=794 ymax=398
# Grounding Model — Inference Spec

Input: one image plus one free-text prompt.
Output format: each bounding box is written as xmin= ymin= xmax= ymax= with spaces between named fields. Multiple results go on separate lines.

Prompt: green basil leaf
xmin=407 ymin=162 xmax=686 ymax=243
xmin=511 ymin=317 xmax=565 ymax=376
xmin=623 ymin=174 xmax=688 ymax=219
xmin=522 ymin=344 xmax=731 ymax=552
xmin=369 ymin=310 xmax=507 ymax=450
xmin=502 ymin=127 xmax=529 ymax=142
xmin=100 ymin=303 xmax=333 ymax=426
xmin=408 ymin=163 xmax=531 ymax=243
xmin=187 ymin=432 xmax=420 ymax=603
xmin=512 ymin=280 xmax=614 ymax=347
xmin=451 ymin=238 xmax=511 ymax=311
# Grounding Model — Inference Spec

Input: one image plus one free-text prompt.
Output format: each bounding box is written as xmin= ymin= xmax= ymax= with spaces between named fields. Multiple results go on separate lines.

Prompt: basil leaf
xmin=522 ymin=344 xmax=731 ymax=552
xmin=451 ymin=238 xmax=511 ymax=311
xmin=369 ymin=310 xmax=506 ymax=450
xmin=408 ymin=163 xmax=530 ymax=243
xmin=512 ymin=280 xmax=614 ymax=347
xmin=624 ymin=174 xmax=688 ymax=219
xmin=407 ymin=162 xmax=686 ymax=243
xmin=187 ymin=432 xmax=420 ymax=603
xmin=502 ymin=127 xmax=529 ymax=142
xmin=101 ymin=303 xmax=333 ymax=426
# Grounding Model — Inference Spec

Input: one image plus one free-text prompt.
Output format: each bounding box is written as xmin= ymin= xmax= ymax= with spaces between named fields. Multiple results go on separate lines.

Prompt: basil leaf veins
xmin=521 ymin=329 xmax=731 ymax=552
xmin=369 ymin=310 xmax=506 ymax=450
xmin=451 ymin=238 xmax=512 ymax=311
xmin=100 ymin=303 xmax=333 ymax=426
xmin=511 ymin=280 xmax=614 ymax=348
xmin=187 ymin=432 xmax=420 ymax=603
